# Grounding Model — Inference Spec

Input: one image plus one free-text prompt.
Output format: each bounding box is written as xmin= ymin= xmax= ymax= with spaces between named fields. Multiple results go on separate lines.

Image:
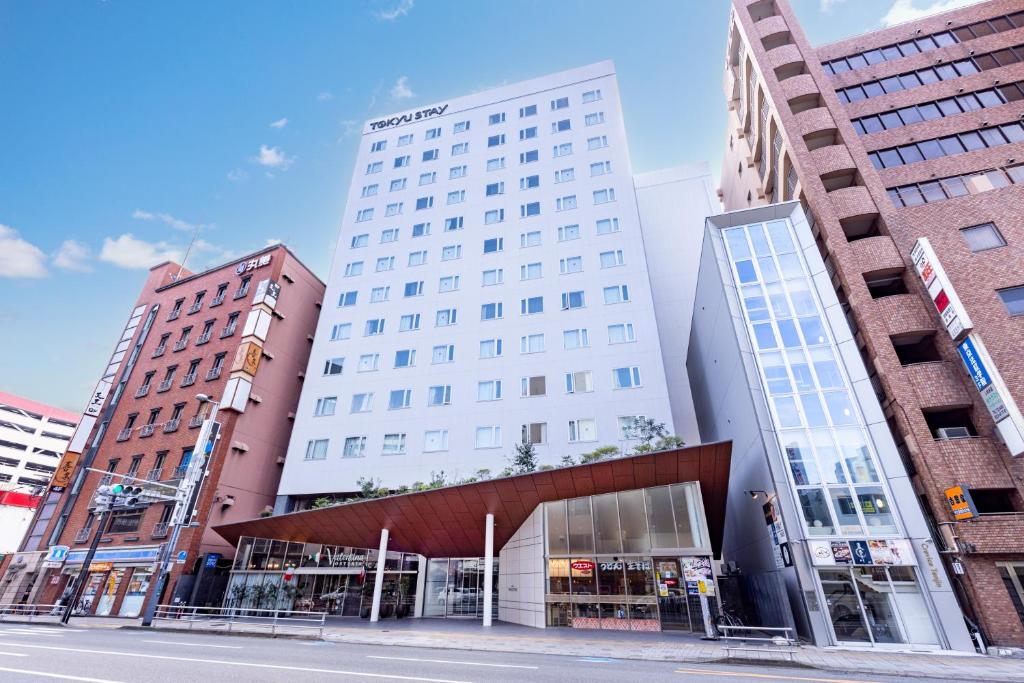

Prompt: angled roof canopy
xmin=214 ymin=442 xmax=732 ymax=558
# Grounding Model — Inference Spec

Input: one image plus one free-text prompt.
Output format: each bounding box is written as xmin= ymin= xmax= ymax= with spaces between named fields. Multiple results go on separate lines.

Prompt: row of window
xmin=836 ymin=42 xmax=1024 ymax=104
xmin=353 ymin=186 xmax=617 ymax=223
xmin=367 ymin=90 xmax=604 ymax=154
xmin=152 ymin=312 xmax=240 ymax=357
xmin=312 ymin=368 xmax=643 ymax=419
xmin=364 ymin=136 xmax=611 ymax=177
xmin=360 ymin=160 xmax=613 ymax=198
xmin=136 ymin=353 xmax=228 ymax=396
xmin=868 ymin=121 xmax=1024 ymax=170
xmin=852 ymin=81 xmax=1024 ymax=135
xmin=349 ymin=217 xmax=621 ymax=254
xmin=304 ymin=415 xmax=640 ymax=460
xmin=166 ymin=275 xmax=254 ymax=321
xmin=822 ymin=10 xmax=1024 ymax=75
xmin=886 ymin=162 xmax=1024 ymax=207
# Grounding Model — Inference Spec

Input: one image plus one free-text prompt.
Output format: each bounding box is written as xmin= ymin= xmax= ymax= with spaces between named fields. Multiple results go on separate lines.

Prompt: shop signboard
xmin=570 ymin=560 xmax=596 ymax=573
xmin=50 ymin=451 xmax=81 ymax=493
xmin=955 ymin=334 xmax=1024 ymax=457
xmin=910 ymin=238 xmax=972 ymax=341
xmin=849 ymin=541 xmax=872 ymax=565
xmin=944 ymin=485 xmax=978 ymax=521
xmin=809 ymin=539 xmax=914 ymax=566
xmin=43 ymin=545 xmax=69 ymax=568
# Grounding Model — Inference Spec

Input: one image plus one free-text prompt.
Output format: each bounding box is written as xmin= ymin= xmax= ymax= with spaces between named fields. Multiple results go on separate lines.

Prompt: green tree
xmin=579 ymin=445 xmax=621 ymax=463
xmin=508 ymin=441 xmax=539 ymax=474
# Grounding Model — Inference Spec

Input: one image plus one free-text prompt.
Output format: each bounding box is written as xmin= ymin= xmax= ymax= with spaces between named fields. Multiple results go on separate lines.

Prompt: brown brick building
xmin=719 ymin=0 xmax=1024 ymax=647
xmin=18 ymin=245 xmax=324 ymax=616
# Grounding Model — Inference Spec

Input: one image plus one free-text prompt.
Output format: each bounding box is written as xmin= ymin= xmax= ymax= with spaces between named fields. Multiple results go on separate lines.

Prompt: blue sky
xmin=0 ymin=0 xmax=975 ymax=411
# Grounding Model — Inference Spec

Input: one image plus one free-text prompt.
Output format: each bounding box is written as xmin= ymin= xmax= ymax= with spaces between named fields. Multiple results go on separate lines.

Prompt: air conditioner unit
xmin=937 ymin=427 xmax=970 ymax=439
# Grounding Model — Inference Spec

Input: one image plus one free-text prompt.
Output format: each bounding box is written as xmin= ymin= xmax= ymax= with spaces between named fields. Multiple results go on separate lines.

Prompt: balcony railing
xmin=167 ymin=309 xmax=181 ymax=321
xmin=146 ymin=467 xmax=163 ymax=481
xmin=206 ymin=367 xmax=222 ymax=381
xmin=134 ymin=384 xmax=151 ymax=398
xmin=169 ymin=465 xmax=189 ymax=479
xmin=139 ymin=424 xmax=156 ymax=438
xmin=220 ymin=324 xmax=237 ymax=339
xmin=188 ymin=302 xmax=202 ymax=314
xmin=233 ymin=286 xmax=250 ymax=300
xmin=195 ymin=331 xmax=212 ymax=346
xmin=74 ymin=528 xmax=90 ymax=544
xmin=116 ymin=428 xmax=132 ymax=442
xmin=188 ymin=414 xmax=204 ymax=428
xmin=152 ymin=345 xmax=166 ymax=358
xmin=210 ymin=294 xmax=225 ymax=307
xmin=181 ymin=372 xmax=197 ymax=387
xmin=172 ymin=339 xmax=189 ymax=352
xmin=157 ymin=378 xmax=173 ymax=393
xmin=163 ymin=418 xmax=180 ymax=433
xmin=151 ymin=522 xmax=169 ymax=539
xmin=100 ymin=473 xmax=114 ymax=485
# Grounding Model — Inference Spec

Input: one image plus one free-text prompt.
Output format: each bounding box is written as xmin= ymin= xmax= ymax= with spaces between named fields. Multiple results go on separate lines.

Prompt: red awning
xmin=213 ymin=441 xmax=732 ymax=558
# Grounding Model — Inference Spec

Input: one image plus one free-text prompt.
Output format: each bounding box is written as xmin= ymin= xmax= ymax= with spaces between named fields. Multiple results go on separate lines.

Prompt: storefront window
xmin=836 ymin=429 xmax=878 ymax=484
xmin=569 ymin=558 xmax=596 ymax=595
xmin=671 ymin=484 xmax=701 ymax=548
xmin=424 ymin=559 xmax=448 ymax=617
xmin=567 ymin=498 xmax=594 ymax=554
xmin=548 ymin=559 xmax=570 ymax=594
xmin=811 ymin=429 xmax=846 ymax=484
xmin=617 ymin=490 xmax=648 ymax=553
xmin=234 ymin=537 xmax=254 ymax=570
xmin=545 ymin=501 xmax=569 ymax=555
xmin=284 ymin=542 xmax=304 ymax=569
xmin=625 ymin=559 xmax=655 ymax=596
xmin=596 ymin=561 xmax=626 ymax=595
xmin=249 ymin=538 xmax=270 ymax=570
xmin=829 ymin=487 xmax=862 ymax=534
xmin=300 ymin=543 xmax=321 ymax=568
xmin=592 ymin=493 xmax=621 ymax=554
xmin=799 ymin=488 xmax=835 ymax=535
xmin=858 ymin=487 xmax=897 ymax=534
xmin=645 ymin=486 xmax=676 ymax=548
xmin=266 ymin=540 xmax=287 ymax=570
xmin=783 ymin=431 xmax=820 ymax=486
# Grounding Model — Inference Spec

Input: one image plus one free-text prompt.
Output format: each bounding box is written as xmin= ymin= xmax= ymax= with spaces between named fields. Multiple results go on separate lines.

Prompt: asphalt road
xmin=0 ymin=623 xmax=953 ymax=683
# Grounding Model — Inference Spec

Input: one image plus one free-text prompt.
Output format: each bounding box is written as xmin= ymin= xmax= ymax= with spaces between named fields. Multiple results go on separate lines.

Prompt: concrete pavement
xmin=0 ymin=622 xmax=967 ymax=683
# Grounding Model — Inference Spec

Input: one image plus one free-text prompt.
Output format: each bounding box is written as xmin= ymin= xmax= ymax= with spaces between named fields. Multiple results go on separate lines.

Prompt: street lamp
xmin=140 ymin=395 xmax=220 ymax=627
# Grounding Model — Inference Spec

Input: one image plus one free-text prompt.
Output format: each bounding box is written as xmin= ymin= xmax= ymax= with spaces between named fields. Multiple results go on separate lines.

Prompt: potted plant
xmin=227 ymin=583 xmax=249 ymax=616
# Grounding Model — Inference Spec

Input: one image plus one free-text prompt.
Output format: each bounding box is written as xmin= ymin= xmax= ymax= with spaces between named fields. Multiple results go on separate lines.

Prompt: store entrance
xmin=818 ymin=566 xmax=938 ymax=646
xmin=654 ymin=558 xmax=711 ymax=633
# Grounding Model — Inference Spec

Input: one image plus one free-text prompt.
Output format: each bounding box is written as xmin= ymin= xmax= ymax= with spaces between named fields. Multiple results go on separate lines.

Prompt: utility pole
xmin=141 ymin=395 xmax=220 ymax=627
xmin=60 ymin=504 xmax=113 ymax=624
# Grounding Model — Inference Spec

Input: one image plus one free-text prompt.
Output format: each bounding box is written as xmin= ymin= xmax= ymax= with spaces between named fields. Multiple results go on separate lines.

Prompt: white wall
xmin=497 ymin=505 xmax=545 ymax=628
xmin=633 ymin=164 xmax=717 ymax=445
xmin=279 ymin=61 xmax=677 ymax=496
xmin=0 ymin=505 xmax=37 ymax=554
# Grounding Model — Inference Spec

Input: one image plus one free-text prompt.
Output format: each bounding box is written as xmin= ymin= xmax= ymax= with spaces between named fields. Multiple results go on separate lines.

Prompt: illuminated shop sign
xmin=911 ymin=238 xmax=972 ymax=341
xmin=236 ymin=254 xmax=272 ymax=275
xmin=956 ymin=334 xmax=1024 ymax=456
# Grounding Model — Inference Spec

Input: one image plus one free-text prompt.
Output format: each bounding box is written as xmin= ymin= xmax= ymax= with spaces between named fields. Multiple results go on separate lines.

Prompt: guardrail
xmin=0 ymin=604 xmax=64 ymax=622
xmin=152 ymin=605 xmax=327 ymax=637
xmin=718 ymin=625 xmax=797 ymax=661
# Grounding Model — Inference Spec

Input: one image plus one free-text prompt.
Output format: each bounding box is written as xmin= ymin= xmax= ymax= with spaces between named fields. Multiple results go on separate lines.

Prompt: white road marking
xmin=0 ymin=666 xmax=122 ymax=682
xmin=0 ymin=630 xmax=62 ymax=636
xmin=367 ymin=655 xmax=538 ymax=670
xmin=0 ymin=641 xmax=473 ymax=682
xmin=142 ymin=639 xmax=243 ymax=649
xmin=0 ymin=652 xmax=29 ymax=657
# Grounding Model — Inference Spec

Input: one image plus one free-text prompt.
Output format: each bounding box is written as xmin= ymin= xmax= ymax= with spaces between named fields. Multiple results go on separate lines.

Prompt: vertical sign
xmin=955 ymin=334 xmax=1024 ymax=457
xmin=944 ymin=485 xmax=977 ymax=521
xmin=910 ymin=238 xmax=972 ymax=341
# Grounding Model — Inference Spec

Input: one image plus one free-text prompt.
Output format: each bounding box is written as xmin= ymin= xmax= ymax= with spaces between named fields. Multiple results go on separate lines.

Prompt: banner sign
xmin=809 ymin=539 xmax=914 ymax=566
xmin=911 ymin=238 xmax=972 ymax=341
xmin=955 ymin=334 xmax=1024 ymax=456
xmin=944 ymin=485 xmax=978 ymax=521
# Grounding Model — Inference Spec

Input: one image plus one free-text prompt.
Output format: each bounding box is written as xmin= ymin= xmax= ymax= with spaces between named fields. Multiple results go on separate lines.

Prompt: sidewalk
xmin=12 ymin=614 xmax=1024 ymax=682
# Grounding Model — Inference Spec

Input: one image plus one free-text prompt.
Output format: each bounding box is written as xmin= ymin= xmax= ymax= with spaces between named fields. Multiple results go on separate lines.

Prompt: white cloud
xmin=390 ymin=76 xmax=414 ymax=100
xmin=227 ymin=168 xmax=249 ymax=182
xmin=317 ymin=91 xmax=333 ymax=101
xmin=52 ymin=240 xmax=92 ymax=272
xmin=265 ymin=237 xmax=282 ymax=247
xmin=881 ymin=0 xmax=978 ymax=27
xmin=269 ymin=117 xmax=288 ymax=129
xmin=0 ymin=224 xmax=48 ymax=278
xmin=132 ymin=209 xmax=198 ymax=232
xmin=337 ymin=119 xmax=361 ymax=141
xmin=819 ymin=0 xmax=845 ymax=10
xmin=252 ymin=144 xmax=295 ymax=170
xmin=99 ymin=233 xmax=183 ymax=269
xmin=375 ymin=0 xmax=414 ymax=21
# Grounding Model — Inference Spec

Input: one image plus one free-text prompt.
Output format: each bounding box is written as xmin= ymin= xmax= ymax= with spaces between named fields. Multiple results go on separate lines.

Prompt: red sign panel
xmin=570 ymin=560 xmax=595 ymax=572
xmin=933 ymin=289 xmax=950 ymax=314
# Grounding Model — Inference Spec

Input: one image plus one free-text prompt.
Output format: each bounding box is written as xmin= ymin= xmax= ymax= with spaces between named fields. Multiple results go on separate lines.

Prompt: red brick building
xmin=22 ymin=245 xmax=324 ymax=616
xmin=720 ymin=0 xmax=1024 ymax=646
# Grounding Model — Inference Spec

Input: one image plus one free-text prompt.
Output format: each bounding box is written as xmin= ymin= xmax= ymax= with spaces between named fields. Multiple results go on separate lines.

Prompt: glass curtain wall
xmin=423 ymin=558 xmax=499 ymax=619
xmin=544 ymin=483 xmax=712 ymax=631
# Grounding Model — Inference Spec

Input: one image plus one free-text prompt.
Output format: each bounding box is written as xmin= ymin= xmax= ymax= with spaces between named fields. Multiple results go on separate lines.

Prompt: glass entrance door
xmin=654 ymin=559 xmax=689 ymax=630
xmin=818 ymin=566 xmax=938 ymax=646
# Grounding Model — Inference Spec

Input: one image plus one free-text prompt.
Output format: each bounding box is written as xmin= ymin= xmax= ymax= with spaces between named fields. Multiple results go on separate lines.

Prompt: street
xmin=0 ymin=623 xmax=958 ymax=683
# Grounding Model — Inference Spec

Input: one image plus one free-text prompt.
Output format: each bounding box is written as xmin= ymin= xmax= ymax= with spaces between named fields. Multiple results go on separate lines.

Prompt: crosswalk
xmin=0 ymin=626 xmax=83 ymax=639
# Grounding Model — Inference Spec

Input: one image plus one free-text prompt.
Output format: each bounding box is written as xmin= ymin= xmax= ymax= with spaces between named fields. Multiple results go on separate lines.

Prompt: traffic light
xmin=117 ymin=484 xmax=144 ymax=507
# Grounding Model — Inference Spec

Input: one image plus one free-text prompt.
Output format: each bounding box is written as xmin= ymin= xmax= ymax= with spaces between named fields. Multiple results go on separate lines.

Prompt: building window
xmin=446 ymin=190 xmax=465 ymax=205
xmin=521 ymin=202 xmax=541 ymax=217
xmin=488 ymin=134 xmax=506 ymax=147
xmin=436 ymin=308 xmax=457 ymax=326
xmin=427 ymin=385 xmax=452 ymax=406
xmin=330 ymin=323 xmax=351 ymax=341
xmin=556 ymin=195 xmax=577 ymax=211
xmin=488 ymin=112 xmax=505 ymax=125
xmin=419 ymin=172 xmax=436 ymax=186
xmin=424 ymin=429 xmax=449 ymax=452
xmin=593 ymin=188 xmax=616 ymax=204
xmin=364 ymin=318 xmax=385 ymax=336
xmin=453 ymin=120 xmax=470 ymax=133
xmin=305 ymin=439 xmax=328 ymax=461
xmin=482 ymin=268 xmax=503 ymax=286
xmin=477 ymin=380 xmax=502 ymax=401
xmin=608 ymin=323 xmax=636 ymax=344
xmin=520 ymin=150 xmax=539 ymax=164
xmin=480 ymin=338 xmax=503 ymax=358
xmin=486 ymin=182 xmax=504 ymax=197
xmin=404 ymin=280 xmax=423 ymax=297
xmin=385 ymin=202 xmax=403 ymax=217
xmin=553 ymin=143 xmax=572 ymax=158
xmin=361 ymin=184 xmax=378 ymax=198
xmin=409 ymin=250 xmax=427 ymax=266
xmin=338 ymin=290 xmax=357 ymax=307
xmin=314 ymin=396 xmax=337 ymax=417
xmin=344 ymin=261 xmax=363 ymax=277
xmin=960 ymin=222 xmax=1006 ymax=252
xmin=563 ymin=328 xmax=589 ymax=349
xmin=561 ymin=291 xmax=585 ymax=310
xmin=449 ymin=165 xmax=467 ymax=180
xmin=382 ymin=433 xmax=407 ymax=455
xmin=390 ymin=178 xmax=407 ymax=192
xmin=423 ymin=148 xmax=440 ymax=162
xmin=522 ymin=422 xmax=547 ymax=445
xmin=441 ymin=245 xmax=462 ymax=261
xmin=487 ymin=157 xmax=506 ymax=171
xmin=603 ymin=285 xmax=630 ymax=304
xmin=521 ymin=375 xmax=546 ymax=397
xmin=584 ymin=112 xmax=605 ymax=126
xmin=342 ymin=437 xmax=366 ymax=458
xmin=551 ymin=96 xmax=569 ymax=111
xmin=451 ymin=142 xmax=469 ymax=156
xmin=521 ymin=231 xmax=541 ymax=248
xmin=521 ymin=296 xmax=544 ymax=315
xmin=483 ymin=237 xmax=504 ymax=254
xmin=370 ymin=286 xmax=390 ymax=303
xmin=582 ymin=89 xmax=602 ymax=103
xmin=997 ymin=286 xmax=1024 ymax=316
xmin=600 ymin=250 xmax=625 ymax=268
xmin=521 ymin=262 xmax=542 ymax=280
xmin=568 ymin=418 xmax=597 ymax=443
xmin=394 ymin=155 xmax=410 ymax=168
xmin=596 ymin=218 xmax=620 ymax=235
xmin=399 ymin=313 xmax=421 ymax=331
xmin=520 ymin=175 xmax=540 ymax=190
xmin=370 ymin=140 xmax=386 ymax=152
xmin=484 ymin=209 xmax=504 ymax=225
xmin=444 ymin=216 xmax=464 ymax=232
xmin=481 ymin=302 xmax=503 ymax=320
xmin=519 ymin=104 xmax=537 ymax=118
xmin=366 ymin=161 xmax=383 ymax=174
xmin=351 ymin=233 xmax=369 ymax=248
xmin=412 ymin=222 xmax=430 ymax=237
xmin=439 ymin=275 xmax=460 ymax=292
xmin=618 ymin=415 xmax=645 ymax=439
xmin=323 ymin=357 xmax=344 ymax=375
xmin=357 ymin=353 xmax=380 ymax=372
xmin=394 ymin=349 xmax=416 ymax=368
xmin=356 ymin=209 xmax=374 ymax=223
xmin=389 ymin=389 xmax=412 ymax=410
xmin=587 ymin=136 xmax=608 ymax=150
xmin=475 ymin=425 xmax=502 ymax=448
xmin=416 ymin=196 xmax=434 ymax=210
xmin=559 ymin=256 xmax=583 ymax=274
xmin=613 ymin=366 xmax=642 ymax=389
xmin=432 ymin=344 xmax=455 ymax=364
xmin=555 ymin=168 xmax=575 ymax=183
xmin=350 ymin=393 xmax=374 ymax=413
xmin=520 ymin=126 xmax=538 ymax=140
xmin=521 ymin=333 xmax=545 ymax=354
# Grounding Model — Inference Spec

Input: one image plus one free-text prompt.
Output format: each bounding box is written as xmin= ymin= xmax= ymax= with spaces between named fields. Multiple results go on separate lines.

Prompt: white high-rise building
xmin=277 ymin=62 xmax=711 ymax=508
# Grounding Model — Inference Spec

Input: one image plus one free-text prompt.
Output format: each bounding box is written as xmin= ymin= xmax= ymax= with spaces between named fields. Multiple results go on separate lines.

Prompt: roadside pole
xmin=141 ymin=398 xmax=220 ymax=627
xmin=60 ymin=505 xmax=113 ymax=624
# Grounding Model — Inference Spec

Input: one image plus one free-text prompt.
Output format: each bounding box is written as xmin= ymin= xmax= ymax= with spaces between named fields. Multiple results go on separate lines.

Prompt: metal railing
xmin=0 ymin=604 xmax=64 ymax=622
xmin=206 ymin=367 xmax=223 ymax=381
xmin=157 ymin=379 xmax=173 ymax=393
xmin=195 ymin=331 xmax=212 ymax=345
xmin=152 ymin=345 xmax=166 ymax=358
xmin=167 ymin=309 xmax=181 ymax=321
xmin=188 ymin=302 xmax=202 ymax=314
xmin=151 ymin=522 xmax=169 ymax=539
xmin=135 ymin=385 xmax=150 ymax=398
xmin=116 ymin=428 xmax=132 ymax=442
xmin=210 ymin=294 xmax=225 ymax=307
xmin=74 ymin=528 xmax=90 ymax=543
xmin=172 ymin=339 xmax=189 ymax=352
xmin=220 ymin=324 xmax=237 ymax=338
xmin=188 ymin=414 xmax=204 ymax=428
xmin=169 ymin=465 xmax=188 ymax=480
xmin=152 ymin=605 xmax=327 ymax=637
xmin=139 ymin=424 xmax=156 ymax=437
xmin=181 ymin=372 xmax=197 ymax=387
xmin=146 ymin=467 xmax=163 ymax=481
xmin=163 ymin=418 xmax=180 ymax=433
